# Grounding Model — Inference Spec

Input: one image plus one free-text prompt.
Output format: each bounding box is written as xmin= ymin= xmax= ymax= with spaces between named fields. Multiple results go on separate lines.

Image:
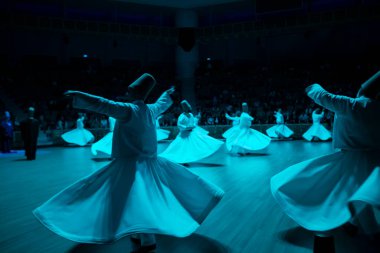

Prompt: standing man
xmin=0 ymin=111 xmax=14 ymax=153
xmin=20 ymin=107 xmax=39 ymax=160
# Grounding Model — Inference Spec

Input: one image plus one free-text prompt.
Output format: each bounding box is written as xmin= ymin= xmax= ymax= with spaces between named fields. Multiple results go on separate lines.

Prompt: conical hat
xmin=28 ymin=107 xmax=35 ymax=117
xmin=127 ymin=73 xmax=156 ymax=101
xmin=360 ymin=71 xmax=380 ymax=99
xmin=180 ymin=100 xmax=192 ymax=111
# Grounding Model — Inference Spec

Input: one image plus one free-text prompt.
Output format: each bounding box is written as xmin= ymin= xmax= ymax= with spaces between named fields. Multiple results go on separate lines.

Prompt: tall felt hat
xmin=360 ymin=71 xmax=380 ymax=99
xmin=127 ymin=73 xmax=156 ymax=101
xmin=180 ymin=100 xmax=192 ymax=111
xmin=28 ymin=107 xmax=35 ymax=117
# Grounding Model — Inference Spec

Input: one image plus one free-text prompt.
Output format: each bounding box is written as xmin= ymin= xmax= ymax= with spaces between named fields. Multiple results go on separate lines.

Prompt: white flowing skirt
xmin=271 ymin=150 xmax=380 ymax=232
xmin=195 ymin=126 xmax=209 ymax=135
xmin=33 ymin=156 xmax=224 ymax=243
xmin=303 ymin=123 xmax=332 ymax=141
xmin=61 ymin=128 xmax=94 ymax=146
xmin=266 ymin=124 xmax=294 ymax=138
xmin=159 ymin=127 xmax=223 ymax=164
xmin=223 ymin=126 xmax=271 ymax=154
xmin=91 ymin=132 xmax=113 ymax=155
xmin=156 ymin=129 xmax=170 ymax=142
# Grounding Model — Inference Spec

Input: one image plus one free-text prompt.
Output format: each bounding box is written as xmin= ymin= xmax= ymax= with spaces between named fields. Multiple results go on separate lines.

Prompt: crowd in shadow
xmin=1 ymin=60 xmax=378 ymax=134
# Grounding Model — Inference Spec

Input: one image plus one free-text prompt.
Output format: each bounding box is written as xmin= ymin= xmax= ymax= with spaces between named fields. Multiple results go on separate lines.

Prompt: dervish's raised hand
xmin=165 ymin=86 xmax=175 ymax=95
xmin=64 ymin=90 xmax=79 ymax=97
xmin=305 ymin=83 xmax=321 ymax=94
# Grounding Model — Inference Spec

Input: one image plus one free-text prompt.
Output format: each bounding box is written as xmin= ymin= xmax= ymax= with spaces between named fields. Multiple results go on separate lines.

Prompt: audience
xmin=1 ymin=60 xmax=377 ymax=132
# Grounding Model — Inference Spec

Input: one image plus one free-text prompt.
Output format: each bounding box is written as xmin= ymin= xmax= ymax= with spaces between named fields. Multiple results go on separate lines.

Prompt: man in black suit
xmin=20 ymin=107 xmax=39 ymax=160
xmin=0 ymin=111 xmax=13 ymax=153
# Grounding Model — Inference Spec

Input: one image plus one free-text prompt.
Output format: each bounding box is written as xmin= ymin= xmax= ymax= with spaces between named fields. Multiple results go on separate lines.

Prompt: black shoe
xmin=130 ymin=244 xmax=156 ymax=253
xmin=130 ymin=237 xmax=141 ymax=251
xmin=342 ymin=223 xmax=359 ymax=237
xmin=369 ymin=232 xmax=380 ymax=242
xmin=313 ymin=235 xmax=335 ymax=253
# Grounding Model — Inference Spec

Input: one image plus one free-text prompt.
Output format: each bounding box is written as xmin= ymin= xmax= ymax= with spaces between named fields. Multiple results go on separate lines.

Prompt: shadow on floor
xmin=12 ymin=158 xmax=29 ymax=162
xmin=278 ymin=226 xmax=380 ymax=253
xmin=68 ymin=233 xmax=230 ymax=253
xmin=278 ymin=226 xmax=313 ymax=249
xmin=157 ymin=233 xmax=230 ymax=253
xmin=187 ymin=162 xmax=225 ymax=167
xmin=91 ymin=157 xmax=113 ymax=162
xmin=240 ymin=153 xmax=270 ymax=157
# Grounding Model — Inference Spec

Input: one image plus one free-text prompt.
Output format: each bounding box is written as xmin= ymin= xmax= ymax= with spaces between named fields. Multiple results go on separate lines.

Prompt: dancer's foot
xmin=342 ymin=222 xmax=359 ymax=237
xmin=130 ymin=237 xmax=141 ymax=251
xmin=130 ymin=244 xmax=156 ymax=253
xmin=368 ymin=232 xmax=380 ymax=242
xmin=313 ymin=235 xmax=335 ymax=253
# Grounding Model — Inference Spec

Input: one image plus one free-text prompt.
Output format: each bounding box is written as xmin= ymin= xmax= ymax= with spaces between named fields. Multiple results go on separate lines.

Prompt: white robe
xmin=33 ymin=91 xmax=224 ymax=243
xmin=194 ymin=115 xmax=209 ymax=135
xmin=91 ymin=117 xmax=116 ymax=155
xmin=223 ymin=112 xmax=271 ymax=154
xmin=159 ymin=113 xmax=223 ymax=164
xmin=61 ymin=118 xmax=94 ymax=146
xmin=302 ymin=111 xmax=332 ymax=141
xmin=271 ymin=84 xmax=380 ymax=232
xmin=266 ymin=112 xmax=294 ymax=138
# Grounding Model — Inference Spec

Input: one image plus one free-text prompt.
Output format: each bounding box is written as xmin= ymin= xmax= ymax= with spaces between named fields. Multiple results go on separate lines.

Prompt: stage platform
xmin=0 ymin=140 xmax=378 ymax=253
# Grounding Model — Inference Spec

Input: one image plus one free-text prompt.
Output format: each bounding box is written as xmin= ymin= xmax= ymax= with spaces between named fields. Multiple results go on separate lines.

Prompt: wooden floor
xmin=0 ymin=140 xmax=378 ymax=253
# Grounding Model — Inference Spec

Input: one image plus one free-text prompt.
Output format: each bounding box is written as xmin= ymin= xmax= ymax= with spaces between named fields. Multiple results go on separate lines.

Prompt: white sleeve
xmin=147 ymin=92 xmax=173 ymax=119
xmin=73 ymin=92 xmax=132 ymax=120
xmin=108 ymin=117 xmax=116 ymax=131
xmin=177 ymin=114 xmax=188 ymax=131
xmin=225 ymin=113 xmax=239 ymax=122
xmin=306 ymin=84 xmax=355 ymax=114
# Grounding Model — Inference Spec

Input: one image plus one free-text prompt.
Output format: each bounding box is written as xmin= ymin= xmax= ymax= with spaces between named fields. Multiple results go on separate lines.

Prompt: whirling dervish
xmin=223 ymin=102 xmax=271 ymax=155
xmin=33 ymin=74 xmax=224 ymax=253
xmin=159 ymin=100 xmax=224 ymax=164
xmin=266 ymin=108 xmax=294 ymax=139
xmin=61 ymin=113 xmax=94 ymax=146
xmin=156 ymin=115 xmax=170 ymax=141
xmin=91 ymin=117 xmax=116 ymax=155
xmin=271 ymin=71 xmax=380 ymax=252
xmin=302 ymin=108 xmax=332 ymax=142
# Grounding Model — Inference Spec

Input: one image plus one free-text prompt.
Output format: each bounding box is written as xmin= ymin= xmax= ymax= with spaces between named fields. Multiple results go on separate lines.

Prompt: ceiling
xmin=113 ymin=0 xmax=245 ymax=9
